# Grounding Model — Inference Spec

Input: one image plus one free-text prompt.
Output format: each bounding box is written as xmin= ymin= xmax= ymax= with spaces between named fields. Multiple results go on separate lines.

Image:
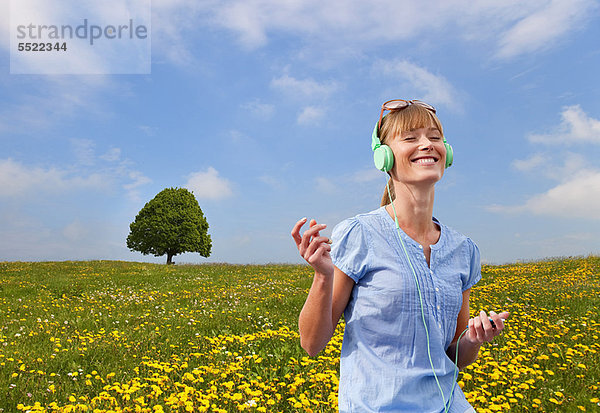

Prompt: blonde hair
xmin=379 ymin=104 xmax=444 ymax=206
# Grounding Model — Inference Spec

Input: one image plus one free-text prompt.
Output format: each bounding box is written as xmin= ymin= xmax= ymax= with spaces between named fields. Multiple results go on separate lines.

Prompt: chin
xmin=415 ymin=171 xmax=444 ymax=185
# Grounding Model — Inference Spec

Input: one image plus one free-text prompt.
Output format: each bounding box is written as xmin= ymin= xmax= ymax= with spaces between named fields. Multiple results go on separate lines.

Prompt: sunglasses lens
xmin=383 ymin=100 xmax=409 ymax=110
xmin=412 ymin=100 xmax=436 ymax=113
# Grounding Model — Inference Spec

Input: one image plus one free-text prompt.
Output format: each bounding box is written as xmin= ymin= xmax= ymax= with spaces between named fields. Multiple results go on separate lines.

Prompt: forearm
xmin=298 ymin=271 xmax=335 ymax=357
xmin=446 ymin=336 xmax=482 ymax=370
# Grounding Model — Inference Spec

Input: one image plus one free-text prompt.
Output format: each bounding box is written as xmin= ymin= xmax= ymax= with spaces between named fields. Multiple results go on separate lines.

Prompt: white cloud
xmin=150 ymin=0 xmax=215 ymax=66
xmin=297 ymin=106 xmax=324 ymax=125
xmin=0 ymin=2 xmax=145 ymax=136
xmin=528 ymin=105 xmax=600 ymax=145
xmin=0 ymin=209 xmax=129 ymax=261
xmin=373 ymin=59 xmax=462 ymax=112
xmin=241 ymin=99 xmax=275 ymax=120
xmin=495 ymin=0 xmax=597 ymax=59
xmin=209 ymin=0 xmax=432 ymax=50
xmin=6 ymin=0 xmax=151 ymax=74
xmin=123 ymin=171 xmax=152 ymax=191
xmin=551 ymin=153 xmax=591 ymax=181
xmin=122 ymin=171 xmax=152 ymax=202
xmin=512 ymin=153 xmax=546 ymax=172
xmin=0 ymin=76 xmax=114 ymax=135
xmin=2 ymin=0 xmax=595 ymax=68
xmin=351 ymin=168 xmax=383 ymax=183
xmin=492 ymin=104 xmax=600 ymax=220
xmin=0 ymin=158 xmax=108 ymax=197
xmin=185 ymin=167 xmax=234 ymax=200
xmin=202 ymin=0 xmax=597 ymax=59
xmin=270 ymin=74 xmax=338 ymax=99
xmin=375 ymin=59 xmax=461 ymax=112
xmin=227 ymin=130 xmax=260 ymax=147
xmin=0 ymin=147 xmax=151 ymax=199
xmin=71 ymin=139 xmax=97 ymax=166
xmin=489 ymin=171 xmax=600 ymax=219
xmin=259 ymin=175 xmax=284 ymax=190
xmin=100 ymin=147 xmax=122 ymax=162
xmin=315 ymin=176 xmax=337 ymax=194
xmin=212 ymin=1 xmax=270 ymax=49
xmin=270 ymin=73 xmax=338 ymax=124
xmin=512 ymin=152 xmax=589 ymax=181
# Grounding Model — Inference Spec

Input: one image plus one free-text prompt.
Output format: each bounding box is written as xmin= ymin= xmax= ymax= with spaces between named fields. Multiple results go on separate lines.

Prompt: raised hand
xmin=291 ymin=218 xmax=334 ymax=277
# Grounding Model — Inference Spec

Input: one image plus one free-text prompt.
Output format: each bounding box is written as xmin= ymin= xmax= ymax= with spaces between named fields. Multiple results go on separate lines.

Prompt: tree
xmin=127 ymin=187 xmax=211 ymax=264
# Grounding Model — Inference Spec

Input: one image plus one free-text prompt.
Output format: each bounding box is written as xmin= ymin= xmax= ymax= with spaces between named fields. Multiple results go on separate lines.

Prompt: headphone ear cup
xmin=444 ymin=142 xmax=453 ymax=168
xmin=374 ymin=144 xmax=394 ymax=172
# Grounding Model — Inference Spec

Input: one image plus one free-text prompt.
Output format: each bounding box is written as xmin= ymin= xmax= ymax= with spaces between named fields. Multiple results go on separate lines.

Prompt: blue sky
xmin=1 ymin=0 xmax=600 ymax=264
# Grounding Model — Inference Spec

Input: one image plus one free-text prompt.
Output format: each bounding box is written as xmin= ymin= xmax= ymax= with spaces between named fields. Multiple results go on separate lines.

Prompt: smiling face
xmin=387 ymin=126 xmax=447 ymax=185
xmin=378 ymin=104 xmax=446 ymax=187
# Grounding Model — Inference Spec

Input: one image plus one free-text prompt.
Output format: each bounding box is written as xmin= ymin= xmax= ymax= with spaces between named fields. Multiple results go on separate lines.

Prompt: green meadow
xmin=0 ymin=258 xmax=599 ymax=412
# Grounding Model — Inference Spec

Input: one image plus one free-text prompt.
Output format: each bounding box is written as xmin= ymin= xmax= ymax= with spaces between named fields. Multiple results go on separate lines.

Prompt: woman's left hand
xmin=465 ymin=310 xmax=510 ymax=344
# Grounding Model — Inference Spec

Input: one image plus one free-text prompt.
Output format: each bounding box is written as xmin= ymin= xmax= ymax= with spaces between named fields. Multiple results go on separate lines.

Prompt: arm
xmin=446 ymin=289 xmax=510 ymax=370
xmin=292 ymin=218 xmax=354 ymax=357
xmin=298 ymin=266 xmax=354 ymax=356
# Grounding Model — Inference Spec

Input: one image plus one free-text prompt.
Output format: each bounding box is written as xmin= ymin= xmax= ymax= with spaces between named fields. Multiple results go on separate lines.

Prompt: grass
xmin=0 ymin=257 xmax=599 ymax=412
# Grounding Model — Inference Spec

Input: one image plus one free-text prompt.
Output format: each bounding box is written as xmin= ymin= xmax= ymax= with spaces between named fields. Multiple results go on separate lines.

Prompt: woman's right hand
xmin=291 ymin=218 xmax=334 ymax=277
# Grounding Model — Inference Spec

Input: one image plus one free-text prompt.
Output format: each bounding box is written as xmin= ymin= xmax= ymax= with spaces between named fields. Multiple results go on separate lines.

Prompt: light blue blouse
xmin=330 ymin=206 xmax=481 ymax=413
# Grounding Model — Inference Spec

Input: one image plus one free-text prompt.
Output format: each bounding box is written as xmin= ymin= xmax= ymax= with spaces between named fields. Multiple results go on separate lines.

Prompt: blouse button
xmin=435 ymin=287 xmax=439 ymax=292
xmin=418 ymin=245 xmax=423 ymax=249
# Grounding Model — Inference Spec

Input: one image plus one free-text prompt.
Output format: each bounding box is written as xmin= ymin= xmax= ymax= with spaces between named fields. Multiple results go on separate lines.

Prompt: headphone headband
xmin=371 ymin=123 xmax=382 ymax=151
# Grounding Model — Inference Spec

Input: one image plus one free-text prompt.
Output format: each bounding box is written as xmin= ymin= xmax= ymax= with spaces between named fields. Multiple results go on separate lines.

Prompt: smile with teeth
xmin=412 ymin=157 xmax=438 ymax=165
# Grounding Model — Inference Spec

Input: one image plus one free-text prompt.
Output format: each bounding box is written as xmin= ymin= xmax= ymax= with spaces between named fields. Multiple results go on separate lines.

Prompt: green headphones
xmin=371 ymin=122 xmax=453 ymax=172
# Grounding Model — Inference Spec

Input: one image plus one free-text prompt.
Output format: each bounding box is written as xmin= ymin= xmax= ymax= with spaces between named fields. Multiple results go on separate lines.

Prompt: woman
xmin=291 ymin=100 xmax=509 ymax=412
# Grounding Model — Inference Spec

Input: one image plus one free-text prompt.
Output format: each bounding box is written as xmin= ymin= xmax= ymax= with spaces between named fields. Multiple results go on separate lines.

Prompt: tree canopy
xmin=126 ymin=187 xmax=211 ymax=264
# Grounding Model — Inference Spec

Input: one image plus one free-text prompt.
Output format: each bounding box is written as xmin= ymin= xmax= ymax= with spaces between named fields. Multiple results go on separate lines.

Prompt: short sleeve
xmin=462 ymin=238 xmax=482 ymax=291
xmin=330 ymin=217 xmax=370 ymax=283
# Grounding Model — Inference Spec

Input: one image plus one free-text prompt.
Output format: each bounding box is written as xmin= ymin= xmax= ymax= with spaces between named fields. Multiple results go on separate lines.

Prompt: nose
xmin=418 ymin=138 xmax=434 ymax=151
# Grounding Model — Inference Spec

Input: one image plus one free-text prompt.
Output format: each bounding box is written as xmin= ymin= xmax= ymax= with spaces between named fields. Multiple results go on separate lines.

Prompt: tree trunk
xmin=166 ymin=253 xmax=174 ymax=265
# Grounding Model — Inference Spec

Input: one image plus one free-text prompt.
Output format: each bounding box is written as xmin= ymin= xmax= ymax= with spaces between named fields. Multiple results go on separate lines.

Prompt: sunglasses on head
xmin=378 ymin=99 xmax=436 ymax=130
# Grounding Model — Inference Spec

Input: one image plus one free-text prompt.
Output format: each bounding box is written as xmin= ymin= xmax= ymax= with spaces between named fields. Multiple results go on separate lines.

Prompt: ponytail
xmin=380 ymin=177 xmax=395 ymax=206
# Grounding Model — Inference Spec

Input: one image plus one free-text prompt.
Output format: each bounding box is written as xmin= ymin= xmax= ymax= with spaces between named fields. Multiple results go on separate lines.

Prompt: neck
xmin=388 ymin=180 xmax=436 ymax=236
